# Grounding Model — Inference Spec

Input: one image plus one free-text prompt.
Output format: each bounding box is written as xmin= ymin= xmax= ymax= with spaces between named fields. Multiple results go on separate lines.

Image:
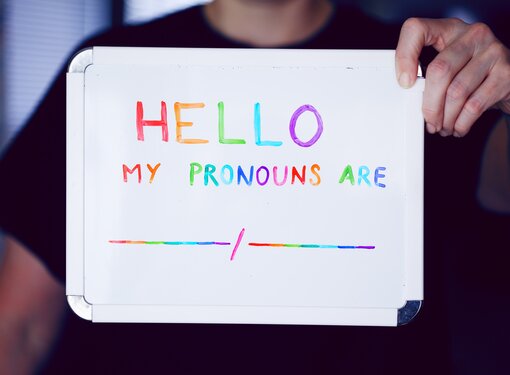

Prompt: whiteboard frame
xmin=66 ymin=47 xmax=424 ymax=326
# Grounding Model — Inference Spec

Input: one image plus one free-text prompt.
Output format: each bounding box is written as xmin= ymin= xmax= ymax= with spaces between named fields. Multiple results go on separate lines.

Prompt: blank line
xmin=248 ymin=243 xmax=375 ymax=249
xmin=109 ymin=240 xmax=231 ymax=246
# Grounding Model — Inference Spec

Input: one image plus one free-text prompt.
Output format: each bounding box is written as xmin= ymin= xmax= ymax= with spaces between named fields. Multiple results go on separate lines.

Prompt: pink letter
xmin=136 ymin=101 xmax=168 ymax=142
xmin=123 ymin=164 xmax=142 ymax=183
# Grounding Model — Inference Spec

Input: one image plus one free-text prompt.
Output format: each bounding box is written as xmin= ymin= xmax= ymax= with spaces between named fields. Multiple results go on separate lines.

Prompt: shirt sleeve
xmin=0 ymin=66 xmax=68 ymax=283
xmin=0 ymin=12 xmax=201 ymax=284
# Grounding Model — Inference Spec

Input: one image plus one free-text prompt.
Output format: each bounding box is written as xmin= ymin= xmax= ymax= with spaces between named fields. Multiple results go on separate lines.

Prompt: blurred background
xmin=0 ymin=1 xmax=509 ymax=374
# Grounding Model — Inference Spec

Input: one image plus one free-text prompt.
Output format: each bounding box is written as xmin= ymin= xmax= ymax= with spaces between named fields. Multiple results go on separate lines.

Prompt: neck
xmin=204 ymin=0 xmax=333 ymax=47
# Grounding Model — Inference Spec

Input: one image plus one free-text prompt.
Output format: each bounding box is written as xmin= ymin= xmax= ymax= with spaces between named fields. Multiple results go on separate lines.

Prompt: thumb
xmin=395 ymin=18 xmax=459 ymax=88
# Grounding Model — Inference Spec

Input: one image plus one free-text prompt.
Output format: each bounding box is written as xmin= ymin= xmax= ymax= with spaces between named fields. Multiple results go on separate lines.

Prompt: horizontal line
xmin=108 ymin=241 xmax=374 ymax=250
xmin=109 ymin=240 xmax=231 ymax=246
xmin=248 ymin=243 xmax=375 ymax=249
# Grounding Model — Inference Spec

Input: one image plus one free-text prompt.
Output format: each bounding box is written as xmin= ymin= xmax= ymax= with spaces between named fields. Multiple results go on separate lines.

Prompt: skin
xmin=1 ymin=1 xmax=509 ymax=373
xmin=395 ymin=17 xmax=510 ymax=137
xmin=204 ymin=0 xmax=334 ymax=47
xmin=0 ymin=237 xmax=65 ymax=375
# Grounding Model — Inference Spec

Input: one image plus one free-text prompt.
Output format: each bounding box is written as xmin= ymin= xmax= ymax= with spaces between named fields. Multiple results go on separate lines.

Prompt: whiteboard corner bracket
xmin=68 ymin=47 xmax=93 ymax=73
xmin=397 ymin=300 xmax=422 ymax=326
xmin=67 ymin=295 xmax=92 ymax=321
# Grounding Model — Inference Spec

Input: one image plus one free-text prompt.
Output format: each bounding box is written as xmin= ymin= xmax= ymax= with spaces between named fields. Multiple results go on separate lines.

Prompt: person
xmin=1 ymin=1 xmax=509 ymax=374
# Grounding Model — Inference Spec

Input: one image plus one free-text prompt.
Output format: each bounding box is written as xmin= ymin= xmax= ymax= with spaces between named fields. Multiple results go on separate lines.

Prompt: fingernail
xmin=453 ymin=131 xmax=461 ymax=138
xmin=426 ymin=123 xmax=436 ymax=133
xmin=399 ymin=72 xmax=412 ymax=88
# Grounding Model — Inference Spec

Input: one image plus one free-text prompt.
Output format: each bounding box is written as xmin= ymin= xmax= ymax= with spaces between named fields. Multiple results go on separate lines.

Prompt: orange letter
xmin=310 ymin=164 xmax=321 ymax=186
xmin=174 ymin=102 xmax=207 ymax=144
xmin=147 ymin=163 xmax=161 ymax=184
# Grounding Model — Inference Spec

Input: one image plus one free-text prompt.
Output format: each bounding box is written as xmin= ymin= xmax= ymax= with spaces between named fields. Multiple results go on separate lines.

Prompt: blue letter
xmin=374 ymin=167 xmax=386 ymax=188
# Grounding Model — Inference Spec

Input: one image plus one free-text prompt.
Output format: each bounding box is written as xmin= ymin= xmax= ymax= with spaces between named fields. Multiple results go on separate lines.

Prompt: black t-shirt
xmin=1 ymin=5 xmax=507 ymax=374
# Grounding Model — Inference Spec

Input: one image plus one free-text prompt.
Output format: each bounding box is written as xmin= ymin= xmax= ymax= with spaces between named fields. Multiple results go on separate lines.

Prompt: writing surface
xmin=67 ymin=47 xmax=424 ymax=325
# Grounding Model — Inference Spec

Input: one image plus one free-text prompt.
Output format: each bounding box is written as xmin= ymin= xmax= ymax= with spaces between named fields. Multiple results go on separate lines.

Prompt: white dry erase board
xmin=66 ymin=47 xmax=424 ymax=326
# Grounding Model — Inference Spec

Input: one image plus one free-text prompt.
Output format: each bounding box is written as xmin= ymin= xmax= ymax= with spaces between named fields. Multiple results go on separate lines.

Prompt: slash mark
xmin=230 ymin=228 xmax=245 ymax=261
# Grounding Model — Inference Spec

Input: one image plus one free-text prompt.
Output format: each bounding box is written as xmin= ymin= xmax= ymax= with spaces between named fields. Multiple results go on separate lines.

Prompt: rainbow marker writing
xmin=108 ymin=240 xmax=231 ymax=246
xmin=108 ymin=240 xmax=374 ymax=249
xmin=248 ymin=242 xmax=375 ymax=250
xmin=248 ymin=243 xmax=375 ymax=249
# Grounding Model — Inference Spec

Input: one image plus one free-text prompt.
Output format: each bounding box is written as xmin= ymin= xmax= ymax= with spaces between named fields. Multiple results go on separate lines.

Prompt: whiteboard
xmin=66 ymin=47 xmax=424 ymax=326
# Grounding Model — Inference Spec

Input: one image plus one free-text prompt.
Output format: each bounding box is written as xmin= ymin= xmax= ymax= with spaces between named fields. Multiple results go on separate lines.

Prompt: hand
xmin=395 ymin=18 xmax=510 ymax=137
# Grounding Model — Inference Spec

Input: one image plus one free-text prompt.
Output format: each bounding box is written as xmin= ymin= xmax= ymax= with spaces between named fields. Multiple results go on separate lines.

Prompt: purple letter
xmin=289 ymin=104 xmax=323 ymax=147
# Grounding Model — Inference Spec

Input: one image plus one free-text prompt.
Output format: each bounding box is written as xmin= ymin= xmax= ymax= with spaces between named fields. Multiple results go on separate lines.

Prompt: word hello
xmin=136 ymin=101 xmax=323 ymax=147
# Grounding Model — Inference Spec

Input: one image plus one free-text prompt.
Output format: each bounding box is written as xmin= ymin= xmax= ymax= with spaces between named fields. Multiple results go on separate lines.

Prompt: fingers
xmin=425 ymin=23 xmax=506 ymax=136
xmin=397 ymin=17 xmax=510 ymax=137
xmin=423 ymin=39 xmax=475 ymax=134
xmin=441 ymin=46 xmax=495 ymax=136
xmin=395 ymin=18 xmax=425 ymax=88
xmin=454 ymin=61 xmax=510 ymax=137
xmin=395 ymin=18 xmax=466 ymax=88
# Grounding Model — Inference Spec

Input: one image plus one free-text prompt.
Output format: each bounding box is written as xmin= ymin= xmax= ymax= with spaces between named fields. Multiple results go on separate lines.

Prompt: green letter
xmin=218 ymin=101 xmax=246 ymax=144
xmin=339 ymin=165 xmax=355 ymax=185
xmin=190 ymin=162 xmax=203 ymax=185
